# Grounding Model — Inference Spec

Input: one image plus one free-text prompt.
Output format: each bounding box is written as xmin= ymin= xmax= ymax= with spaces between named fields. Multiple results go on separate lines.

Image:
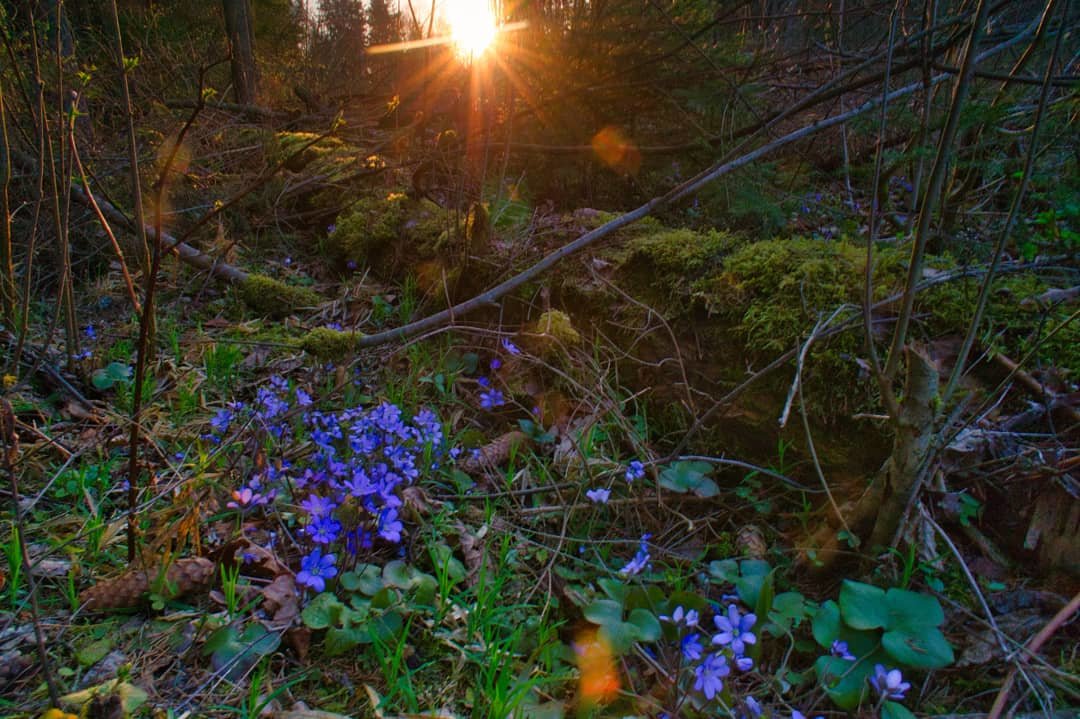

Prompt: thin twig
xmin=987 ymin=590 xmax=1080 ymax=719
xmin=1 ymin=399 xmax=60 ymax=706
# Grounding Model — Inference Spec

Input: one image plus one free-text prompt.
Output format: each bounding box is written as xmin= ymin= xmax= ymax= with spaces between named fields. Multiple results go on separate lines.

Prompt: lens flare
xmin=445 ymin=0 xmax=498 ymax=59
xmin=574 ymin=628 xmax=620 ymax=705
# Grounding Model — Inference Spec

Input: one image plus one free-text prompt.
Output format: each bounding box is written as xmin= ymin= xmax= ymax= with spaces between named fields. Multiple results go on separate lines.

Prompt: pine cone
xmin=460 ymin=431 xmax=529 ymax=473
xmin=80 ymin=557 xmax=215 ymax=611
xmin=735 ymin=525 xmax=768 ymax=560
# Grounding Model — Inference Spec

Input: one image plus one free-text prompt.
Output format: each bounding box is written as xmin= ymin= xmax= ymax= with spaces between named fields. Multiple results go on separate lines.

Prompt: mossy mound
xmin=238 ymin=274 xmax=321 ymax=318
xmin=327 ymin=193 xmax=478 ymax=278
xmin=695 ymin=237 xmax=909 ymax=353
xmin=619 ymin=228 xmax=741 ymax=306
xmin=328 ymin=192 xmax=410 ymax=268
xmin=298 ymin=327 xmax=365 ymax=360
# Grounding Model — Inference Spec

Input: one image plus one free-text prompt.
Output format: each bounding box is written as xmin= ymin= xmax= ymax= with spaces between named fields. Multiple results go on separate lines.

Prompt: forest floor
xmin=2 ymin=93 xmax=1079 ymax=719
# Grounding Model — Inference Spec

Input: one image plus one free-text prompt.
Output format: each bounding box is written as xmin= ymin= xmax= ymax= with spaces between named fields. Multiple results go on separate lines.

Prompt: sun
xmin=445 ymin=0 xmax=498 ymax=59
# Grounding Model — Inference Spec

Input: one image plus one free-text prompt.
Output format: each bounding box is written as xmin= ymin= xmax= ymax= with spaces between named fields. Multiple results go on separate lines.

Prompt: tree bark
xmin=222 ymin=0 xmax=258 ymax=105
xmin=868 ymin=346 xmax=939 ymax=548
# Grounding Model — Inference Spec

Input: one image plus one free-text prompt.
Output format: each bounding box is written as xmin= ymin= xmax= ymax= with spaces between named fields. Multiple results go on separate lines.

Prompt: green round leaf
xmin=881 ymin=701 xmax=918 ymax=719
xmin=341 ymin=564 xmax=383 ymax=595
xmin=814 ymin=655 xmax=871 ymax=710
xmin=597 ymin=577 xmax=629 ymax=604
xmin=325 ymin=624 xmax=367 ymax=655
xmin=412 ymin=574 xmax=438 ymax=607
xmin=105 ymin=362 xmax=133 ymax=381
xmin=885 ymin=588 xmax=946 ymax=629
xmin=599 ymin=621 xmax=636 ymax=655
xmin=734 ymin=574 xmax=765 ymax=609
xmin=740 ymin=559 xmax=772 ymax=577
xmin=812 ymin=600 xmax=881 ymax=656
xmin=882 ymin=627 xmax=955 ymax=669
xmin=383 ymin=559 xmax=413 ymax=589
xmin=626 ymin=608 xmax=661 ymax=642
xmin=658 ymin=460 xmax=713 ymax=494
xmin=625 ymin=584 xmax=665 ymax=612
xmin=583 ymin=599 xmax=624 ymax=626
xmin=91 ymin=369 xmax=116 ymax=391
xmin=301 ymin=592 xmax=345 ymax=630
xmin=769 ymin=592 xmax=814 ymax=634
xmin=369 ymin=609 xmax=405 ymax=643
xmin=840 ymin=580 xmax=889 ymax=630
xmin=708 ymin=559 xmax=739 ymax=583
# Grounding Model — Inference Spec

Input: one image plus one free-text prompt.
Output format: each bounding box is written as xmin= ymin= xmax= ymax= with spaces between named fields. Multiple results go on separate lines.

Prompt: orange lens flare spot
xmin=574 ymin=628 xmax=620 ymax=704
xmin=591 ymin=126 xmax=641 ymax=175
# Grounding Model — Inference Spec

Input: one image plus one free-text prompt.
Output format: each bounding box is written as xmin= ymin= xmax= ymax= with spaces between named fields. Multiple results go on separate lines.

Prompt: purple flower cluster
xmin=204 ymin=376 xmax=447 ymax=594
xmin=660 ymin=601 xmax=760 ymax=703
xmin=476 ymin=375 xmax=506 ymax=410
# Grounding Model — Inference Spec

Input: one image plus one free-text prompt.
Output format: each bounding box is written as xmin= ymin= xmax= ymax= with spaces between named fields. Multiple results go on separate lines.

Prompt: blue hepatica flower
xmin=479 ymin=388 xmax=505 ymax=410
xmin=734 ymin=654 xmax=754 ymax=671
xmin=226 ymin=486 xmax=271 ymax=510
xmin=300 ymin=493 xmax=336 ymax=518
xmin=296 ymin=548 xmax=337 ymax=592
xmin=501 ymin=338 xmax=521 ymax=355
xmin=712 ymin=603 xmax=757 ymax=656
xmin=210 ymin=408 xmax=234 ymax=434
xmin=625 ymin=460 xmax=645 ymax=482
xmin=744 ymin=697 xmax=763 ymax=718
xmin=378 ymin=507 xmax=403 ymax=542
xmin=585 ymin=488 xmax=610 ymax=504
xmin=831 ymin=639 xmax=856 ymax=660
xmin=307 ymin=515 xmax=342 ymax=544
xmin=870 ymin=664 xmax=911 ymax=701
xmin=618 ymin=534 xmax=651 ymax=576
xmin=680 ymin=632 xmax=703 ymax=661
xmin=84 ymin=325 xmax=97 ymax=341
xmin=660 ymin=605 xmax=699 ymax=627
xmin=693 ymin=652 xmax=730 ymax=700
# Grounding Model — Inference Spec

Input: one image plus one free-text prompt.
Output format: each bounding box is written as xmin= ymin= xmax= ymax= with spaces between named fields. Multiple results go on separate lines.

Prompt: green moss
xmin=326 ymin=192 xmax=409 ymax=267
xmin=522 ymin=309 xmax=582 ymax=358
xmin=576 ymin=209 xmax=665 ymax=234
xmin=923 ymin=273 xmax=1080 ymax=376
xmin=614 ymin=227 xmax=740 ymax=309
xmin=298 ymin=327 xmax=365 ymax=360
xmin=328 ymin=194 xmax=455 ymax=272
xmin=238 ymin=274 xmax=321 ymax=318
xmin=629 ymin=228 xmax=736 ymax=274
xmin=696 ymin=237 xmax=909 ymax=352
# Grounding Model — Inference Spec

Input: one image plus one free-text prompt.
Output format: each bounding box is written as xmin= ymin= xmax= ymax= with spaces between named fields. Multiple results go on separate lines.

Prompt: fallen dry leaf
xmin=262 ymin=573 xmax=300 ymax=628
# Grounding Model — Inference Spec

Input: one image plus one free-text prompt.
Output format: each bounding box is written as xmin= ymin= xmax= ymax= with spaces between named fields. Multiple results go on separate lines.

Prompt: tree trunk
xmin=222 ymin=0 xmax=258 ymax=105
xmin=868 ymin=346 xmax=939 ymax=548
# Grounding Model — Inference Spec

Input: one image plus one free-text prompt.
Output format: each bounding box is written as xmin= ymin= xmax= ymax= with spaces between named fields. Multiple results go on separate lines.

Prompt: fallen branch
xmin=992 ymin=350 xmax=1080 ymax=425
xmin=12 ymin=146 xmax=246 ymax=283
xmin=1019 ymin=284 xmax=1080 ymax=311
